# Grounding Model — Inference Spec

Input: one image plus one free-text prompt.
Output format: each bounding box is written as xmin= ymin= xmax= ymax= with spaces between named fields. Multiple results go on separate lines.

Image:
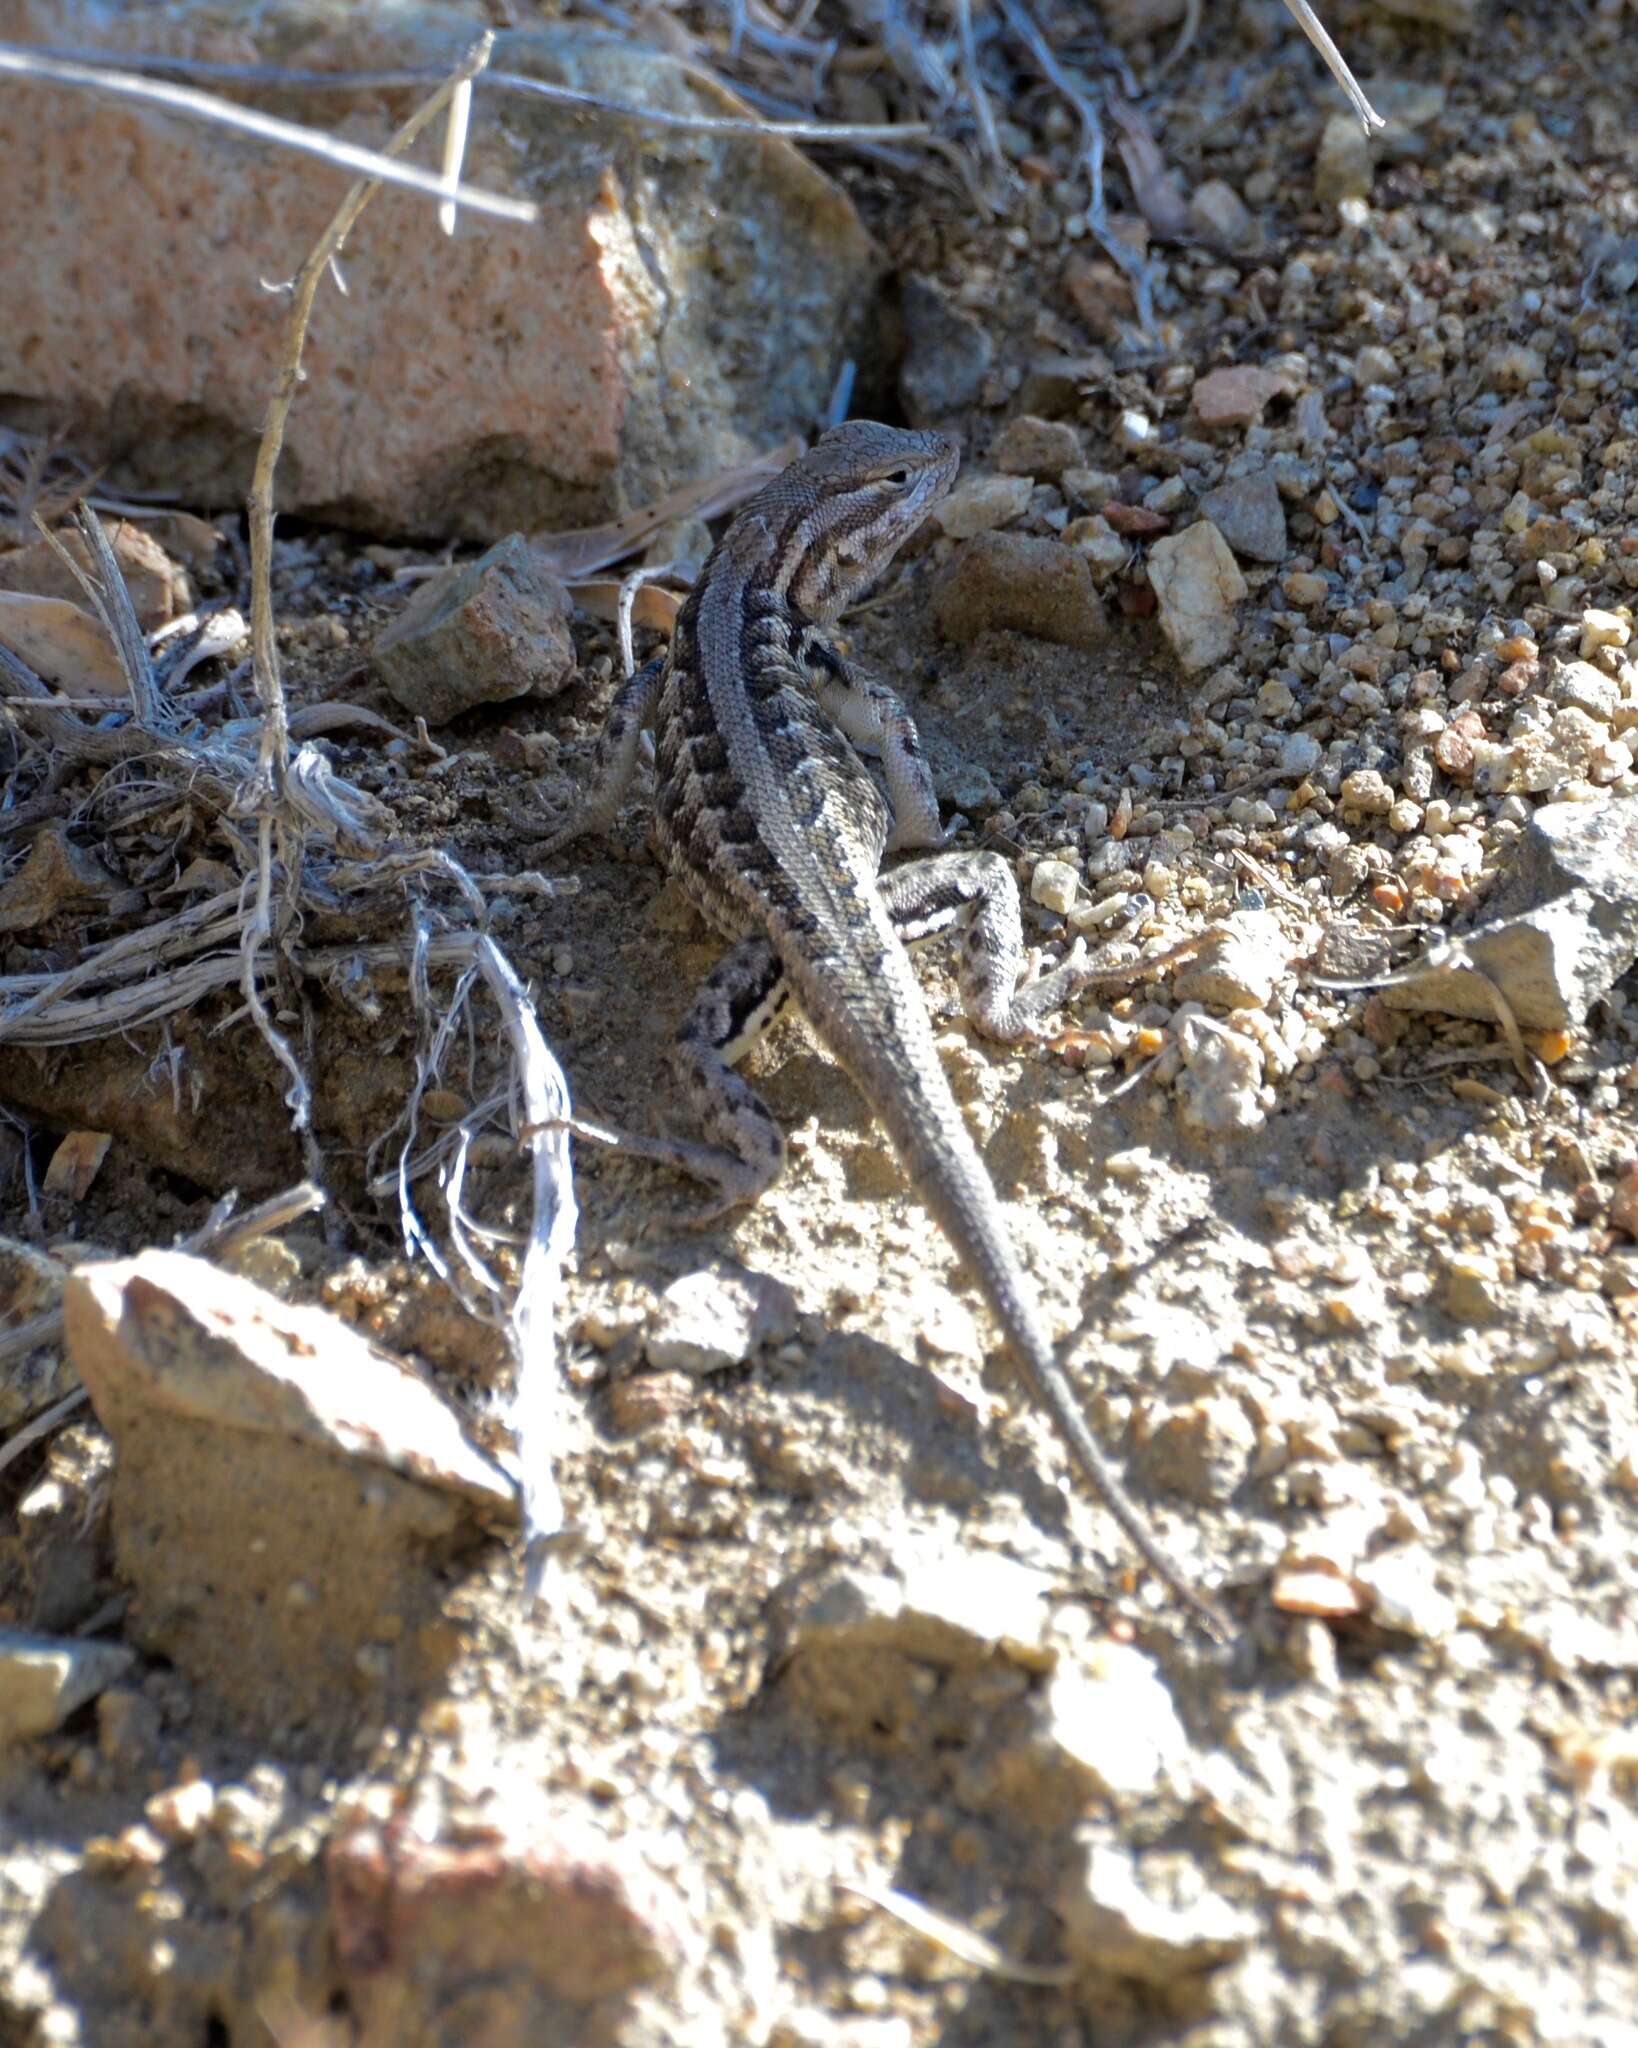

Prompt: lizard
xmin=541 ymin=420 xmax=1230 ymax=1640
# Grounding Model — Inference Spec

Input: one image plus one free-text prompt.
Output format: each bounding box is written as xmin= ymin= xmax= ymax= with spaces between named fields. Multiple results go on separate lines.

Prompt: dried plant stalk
xmin=0 ymin=41 xmax=537 ymax=219
xmin=246 ymin=28 xmax=498 ymax=805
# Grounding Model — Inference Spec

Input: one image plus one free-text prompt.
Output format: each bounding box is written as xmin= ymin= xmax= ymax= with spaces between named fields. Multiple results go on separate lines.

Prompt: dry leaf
xmin=1109 ymin=100 xmax=1192 ymax=242
xmin=0 ymin=591 xmax=125 ymax=693
xmin=532 ymin=439 xmax=800 ymax=579
xmin=838 ymin=1882 xmax=1075 ymax=1987
xmin=43 ymin=1130 xmax=112 ymax=1202
xmin=566 ymin=581 xmax=684 ymax=633
xmin=287 ymin=701 xmax=416 ymax=745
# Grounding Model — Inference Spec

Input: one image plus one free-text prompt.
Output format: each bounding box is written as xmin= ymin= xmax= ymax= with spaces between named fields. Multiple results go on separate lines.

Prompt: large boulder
xmin=0 ymin=0 xmax=876 ymax=538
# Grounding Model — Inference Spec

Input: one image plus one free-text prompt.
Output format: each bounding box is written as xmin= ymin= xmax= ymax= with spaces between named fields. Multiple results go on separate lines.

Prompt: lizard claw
xmin=1059 ymin=937 xmax=1092 ymax=982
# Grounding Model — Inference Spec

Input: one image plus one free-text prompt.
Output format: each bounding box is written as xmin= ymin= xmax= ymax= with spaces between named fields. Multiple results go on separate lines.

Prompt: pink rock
xmin=2 ymin=2 xmax=874 ymax=541
xmin=330 ymin=1814 xmax=692 ymax=2028
xmin=1102 ymin=501 xmax=1170 ymax=537
xmin=1191 ymin=365 xmax=1287 ymax=430
xmin=0 ymin=522 xmax=177 ymax=630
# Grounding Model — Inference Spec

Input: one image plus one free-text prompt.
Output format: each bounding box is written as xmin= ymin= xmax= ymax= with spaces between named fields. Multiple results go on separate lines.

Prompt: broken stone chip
xmin=372 ymin=535 xmax=576 ymax=726
xmin=1147 ymin=521 xmax=1248 ymax=673
xmin=0 ymin=824 xmax=120 ymax=935
xmin=63 ymin=1251 xmax=516 ymax=1735
xmin=1383 ymin=796 xmax=1638 ymax=1031
xmin=0 ymin=1628 xmax=135 ymax=1746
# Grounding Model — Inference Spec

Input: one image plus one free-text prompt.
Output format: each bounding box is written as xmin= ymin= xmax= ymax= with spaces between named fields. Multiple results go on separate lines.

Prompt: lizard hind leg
xmin=536 ymin=651 xmax=666 ymax=856
xmin=573 ymin=936 xmax=790 ymax=1224
xmin=880 ymin=850 xmax=1092 ymax=1044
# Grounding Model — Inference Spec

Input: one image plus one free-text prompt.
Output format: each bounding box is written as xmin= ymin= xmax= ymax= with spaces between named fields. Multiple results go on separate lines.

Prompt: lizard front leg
xmin=571 ymin=936 xmax=790 ymax=1223
xmin=880 ymin=851 xmax=1093 ymax=1042
xmin=537 ymin=651 xmax=666 ymax=855
xmin=801 ymin=641 xmax=948 ymax=853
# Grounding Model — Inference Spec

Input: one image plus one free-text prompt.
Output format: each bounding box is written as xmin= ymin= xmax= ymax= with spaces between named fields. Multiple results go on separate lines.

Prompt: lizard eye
xmin=881 ymin=466 xmax=912 ymax=485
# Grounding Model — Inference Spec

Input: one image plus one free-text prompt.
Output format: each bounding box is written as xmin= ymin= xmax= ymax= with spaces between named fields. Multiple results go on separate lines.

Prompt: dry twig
xmin=838 ymin=1882 xmax=1075 ymax=1987
xmin=238 ymin=33 xmax=498 ymax=1137
xmin=0 ymin=41 xmax=538 ymax=219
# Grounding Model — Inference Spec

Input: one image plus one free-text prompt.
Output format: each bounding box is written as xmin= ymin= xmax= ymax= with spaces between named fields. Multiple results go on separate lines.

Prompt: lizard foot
xmin=565 ymin=1116 xmax=764 ymax=1225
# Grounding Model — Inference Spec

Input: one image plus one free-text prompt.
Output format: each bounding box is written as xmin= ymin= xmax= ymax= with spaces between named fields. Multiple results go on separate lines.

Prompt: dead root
xmin=0 ymin=34 xmax=579 ymax=1582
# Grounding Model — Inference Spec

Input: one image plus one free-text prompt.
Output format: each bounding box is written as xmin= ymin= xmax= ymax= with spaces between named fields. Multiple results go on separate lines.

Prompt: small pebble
xmin=1580 ymin=608 xmax=1631 ymax=658
xmin=1031 ymin=858 xmax=1080 ymax=914
xmin=935 ymin=473 xmax=1033 ymax=540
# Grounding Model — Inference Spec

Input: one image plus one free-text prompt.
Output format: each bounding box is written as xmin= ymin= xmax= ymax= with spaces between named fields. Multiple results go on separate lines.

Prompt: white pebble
xmin=1031 ymin=858 xmax=1080 ymax=914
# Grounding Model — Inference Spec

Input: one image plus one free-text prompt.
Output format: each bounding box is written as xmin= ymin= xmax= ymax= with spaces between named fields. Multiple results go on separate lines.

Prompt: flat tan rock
xmin=1148 ymin=519 xmax=1247 ymax=672
xmin=3 ymin=1 xmax=875 ymax=541
xmin=64 ymin=1250 xmax=516 ymax=1734
xmin=0 ymin=522 xmax=177 ymax=631
xmin=1191 ymin=364 xmax=1287 ymax=430
xmin=67 ymin=1250 xmax=514 ymax=1508
xmin=931 ymin=532 xmax=1107 ymax=649
xmin=372 ymin=535 xmax=575 ymax=724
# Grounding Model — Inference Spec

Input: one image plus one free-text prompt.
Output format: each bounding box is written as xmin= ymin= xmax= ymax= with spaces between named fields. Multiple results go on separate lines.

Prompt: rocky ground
xmin=2 ymin=0 xmax=1638 ymax=2044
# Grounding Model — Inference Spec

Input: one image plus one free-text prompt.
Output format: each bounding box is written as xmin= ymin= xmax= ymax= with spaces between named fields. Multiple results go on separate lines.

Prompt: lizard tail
xmin=807 ymin=959 xmax=1232 ymax=1640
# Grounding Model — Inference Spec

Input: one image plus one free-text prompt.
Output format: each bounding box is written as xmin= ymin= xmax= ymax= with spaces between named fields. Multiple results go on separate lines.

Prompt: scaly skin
xmin=547 ymin=422 xmax=1230 ymax=1639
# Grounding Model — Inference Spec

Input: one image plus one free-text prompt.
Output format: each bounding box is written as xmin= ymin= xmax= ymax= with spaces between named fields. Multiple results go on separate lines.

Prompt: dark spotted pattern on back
xmin=538 ymin=421 xmax=1229 ymax=1634
xmin=653 ymin=563 xmax=895 ymax=960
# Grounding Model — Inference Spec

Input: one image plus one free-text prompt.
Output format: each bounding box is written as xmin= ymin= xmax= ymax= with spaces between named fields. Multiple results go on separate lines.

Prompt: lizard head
xmin=765 ymin=421 xmax=960 ymax=623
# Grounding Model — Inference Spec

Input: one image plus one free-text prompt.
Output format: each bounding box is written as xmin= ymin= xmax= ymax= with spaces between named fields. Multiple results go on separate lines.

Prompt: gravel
xmin=5 ymin=5 xmax=1638 ymax=2045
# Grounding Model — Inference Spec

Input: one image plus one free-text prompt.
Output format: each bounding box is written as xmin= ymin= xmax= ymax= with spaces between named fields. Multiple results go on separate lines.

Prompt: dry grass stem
xmin=10 ymin=44 xmax=929 ymax=141
xmin=0 ymin=41 xmax=539 ymax=220
xmin=437 ymin=70 xmax=476 ymax=235
xmin=375 ymin=912 xmax=579 ymax=1581
xmin=497 ymin=65 xmax=916 ymax=139
xmin=238 ymin=32 xmax=497 ymax=1133
xmin=246 ymin=29 xmax=497 ymax=808
xmin=952 ymin=0 xmax=1005 ymax=179
xmin=1152 ymin=0 xmax=1205 ymax=83
xmin=0 ymin=1389 xmax=90 ymax=1482
xmin=837 ymin=1883 xmax=1076 ymax=1987
xmin=31 ymin=506 xmax=172 ymax=730
xmin=1278 ymin=0 xmax=1385 ymax=130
